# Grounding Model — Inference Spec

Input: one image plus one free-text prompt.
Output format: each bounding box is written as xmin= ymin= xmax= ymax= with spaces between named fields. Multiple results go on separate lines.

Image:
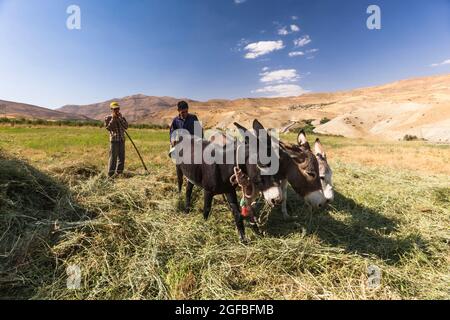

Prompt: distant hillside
xmin=311 ymin=74 xmax=450 ymax=143
xmin=59 ymin=95 xmax=198 ymax=124
xmin=56 ymin=74 xmax=450 ymax=143
xmin=0 ymin=100 xmax=91 ymax=121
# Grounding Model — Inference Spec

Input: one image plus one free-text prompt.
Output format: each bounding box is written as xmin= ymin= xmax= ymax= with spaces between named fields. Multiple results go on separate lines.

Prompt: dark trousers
xmin=108 ymin=141 xmax=125 ymax=176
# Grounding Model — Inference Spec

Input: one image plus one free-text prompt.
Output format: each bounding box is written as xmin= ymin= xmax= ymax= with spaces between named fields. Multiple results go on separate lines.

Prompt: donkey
xmin=172 ymin=120 xmax=284 ymax=243
xmin=314 ymin=139 xmax=334 ymax=202
xmin=279 ymin=130 xmax=334 ymax=220
xmin=249 ymin=122 xmax=328 ymax=220
xmin=208 ymin=125 xmax=331 ymax=211
xmin=297 ymin=130 xmax=334 ymax=203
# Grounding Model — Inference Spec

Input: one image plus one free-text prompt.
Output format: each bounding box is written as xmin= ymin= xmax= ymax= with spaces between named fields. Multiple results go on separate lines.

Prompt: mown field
xmin=0 ymin=125 xmax=449 ymax=300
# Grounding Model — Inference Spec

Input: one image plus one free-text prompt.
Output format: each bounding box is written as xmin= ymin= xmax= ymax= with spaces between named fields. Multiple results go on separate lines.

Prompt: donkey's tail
xmin=176 ymin=166 xmax=184 ymax=193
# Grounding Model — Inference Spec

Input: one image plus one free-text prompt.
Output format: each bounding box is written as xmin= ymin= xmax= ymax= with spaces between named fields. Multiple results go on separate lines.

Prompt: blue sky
xmin=0 ymin=0 xmax=449 ymax=108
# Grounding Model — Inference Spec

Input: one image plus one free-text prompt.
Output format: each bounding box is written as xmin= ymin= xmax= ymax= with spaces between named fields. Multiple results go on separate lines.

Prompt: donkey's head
xmin=313 ymin=138 xmax=334 ymax=203
xmin=280 ymin=130 xmax=327 ymax=209
xmin=297 ymin=130 xmax=333 ymax=204
xmin=234 ymin=120 xmax=283 ymax=207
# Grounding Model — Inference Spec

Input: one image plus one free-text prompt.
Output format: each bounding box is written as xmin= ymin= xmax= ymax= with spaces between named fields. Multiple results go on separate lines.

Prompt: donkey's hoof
xmin=250 ymin=225 xmax=263 ymax=237
xmin=240 ymin=237 xmax=249 ymax=245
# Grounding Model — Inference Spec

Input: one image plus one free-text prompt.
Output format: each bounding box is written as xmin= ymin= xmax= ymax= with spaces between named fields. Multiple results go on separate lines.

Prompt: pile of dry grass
xmin=0 ymin=152 xmax=90 ymax=299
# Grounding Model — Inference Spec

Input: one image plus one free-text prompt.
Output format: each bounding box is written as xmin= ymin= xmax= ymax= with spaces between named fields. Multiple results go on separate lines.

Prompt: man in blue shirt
xmin=170 ymin=101 xmax=203 ymax=146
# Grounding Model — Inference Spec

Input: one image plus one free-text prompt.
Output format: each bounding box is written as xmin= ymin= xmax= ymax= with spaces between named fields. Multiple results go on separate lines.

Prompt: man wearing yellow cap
xmin=105 ymin=102 xmax=128 ymax=177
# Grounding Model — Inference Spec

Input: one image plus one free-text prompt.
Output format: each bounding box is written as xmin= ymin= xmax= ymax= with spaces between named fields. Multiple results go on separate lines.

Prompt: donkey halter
xmin=230 ymin=167 xmax=256 ymax=200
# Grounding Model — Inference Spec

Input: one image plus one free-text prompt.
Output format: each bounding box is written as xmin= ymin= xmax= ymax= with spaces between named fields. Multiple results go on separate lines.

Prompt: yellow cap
xmin=110 ymin=102 xmax=120 ymax=109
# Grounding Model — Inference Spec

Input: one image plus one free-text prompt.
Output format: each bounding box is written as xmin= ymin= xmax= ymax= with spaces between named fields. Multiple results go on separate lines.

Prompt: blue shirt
xmin=170 ymin=114 xmax=203 ymax=142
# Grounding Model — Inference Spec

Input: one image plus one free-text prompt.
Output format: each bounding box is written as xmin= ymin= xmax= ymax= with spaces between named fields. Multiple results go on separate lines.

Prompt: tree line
xmin=0 ymin=117 xmax=169 ymax=129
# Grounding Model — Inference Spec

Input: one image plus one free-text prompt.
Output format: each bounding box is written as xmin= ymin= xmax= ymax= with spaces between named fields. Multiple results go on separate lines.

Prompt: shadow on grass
xmin=263 ymin=187 xmax=429 ymax=264
xmin=0 ymin=152 xmax=92 ymax=299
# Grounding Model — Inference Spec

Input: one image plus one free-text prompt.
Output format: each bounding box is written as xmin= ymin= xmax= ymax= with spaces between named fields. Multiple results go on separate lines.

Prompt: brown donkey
xmin=251 ymin=121 xmax=328 ymax=220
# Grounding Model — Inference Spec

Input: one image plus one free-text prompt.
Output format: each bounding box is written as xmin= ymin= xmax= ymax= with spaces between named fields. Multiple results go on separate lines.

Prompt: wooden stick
xmin=117 ymin=118 xmax=150 ymax=174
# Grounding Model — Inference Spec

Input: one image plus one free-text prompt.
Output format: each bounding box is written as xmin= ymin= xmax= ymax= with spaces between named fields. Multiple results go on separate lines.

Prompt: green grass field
xmin=0 ymin=125 xmax=449 ymax=300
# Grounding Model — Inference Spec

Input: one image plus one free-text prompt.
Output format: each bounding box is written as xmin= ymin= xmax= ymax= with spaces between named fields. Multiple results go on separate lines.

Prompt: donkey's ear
xmin=297 ymin=129 xmax=308 ymax=146
xmin=234 ymin=122 xmax=248 ymax=133
xmin=253 ymin=119 xmax=271 ymax=142
xmin=315 ymin=138 xmax=326 ymax=157
xmin=234 ymin=122 xmax=253 ymax=145
xmin=253 ymin=119 xmax=265 ymax=132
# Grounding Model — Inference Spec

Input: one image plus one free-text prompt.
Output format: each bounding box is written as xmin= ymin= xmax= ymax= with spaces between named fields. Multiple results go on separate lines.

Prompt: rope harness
xmin=230 ymin=143 xmax=259 ymax=223
xmin=230 ymin=167 xmax=258 ymax=224
xmin=229 ymin=167 xmax=256 ymax=200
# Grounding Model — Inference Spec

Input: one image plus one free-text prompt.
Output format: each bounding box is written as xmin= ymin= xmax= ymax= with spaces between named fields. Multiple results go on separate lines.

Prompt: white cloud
xmin=234 ymin=0 xmax=247 ymax=4
xmin=244 ymin=40 xmax=285 ymax=59
xmin=430 ymin=59 xmax=450 ymax=67
xmin=294 ymin=35 xmax=311 ymax=47
xmin=289 ymin=51 xmax=305 ymax=57
xmin=278 ymin=27 xmax=289 ymax=36
xmin=260 ymin=69 xmax=299 ymax=83
xmin=278 ymin=24 xmax=300 ymax=36
xmin=253 ymin=84 xmax=309 ymax=97
xmin=262 ymin=67 xmax=270 ymax=71
xmin=307 ymin=48 xmax=319 ymax=53
xmin=290 ymin=24 xmax=300 ymax=32
xmin=292 ymin=16 xmax=299 ymax=20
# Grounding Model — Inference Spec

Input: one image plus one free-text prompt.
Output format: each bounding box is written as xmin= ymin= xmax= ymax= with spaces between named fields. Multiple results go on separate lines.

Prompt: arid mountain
xmin=0 ymin=99 xmax=91 ymax=121
xmin=59 ymin=95 xmax=198 ymax=124
xmin=59 ymin=73 xmax=450 ymax=143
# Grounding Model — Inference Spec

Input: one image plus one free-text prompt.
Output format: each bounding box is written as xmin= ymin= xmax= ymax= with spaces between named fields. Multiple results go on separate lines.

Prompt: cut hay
xmin=0 ymin=152 xmax=90 ymax=299
xmin=0 ymin=128 xmax=449 ymax=300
